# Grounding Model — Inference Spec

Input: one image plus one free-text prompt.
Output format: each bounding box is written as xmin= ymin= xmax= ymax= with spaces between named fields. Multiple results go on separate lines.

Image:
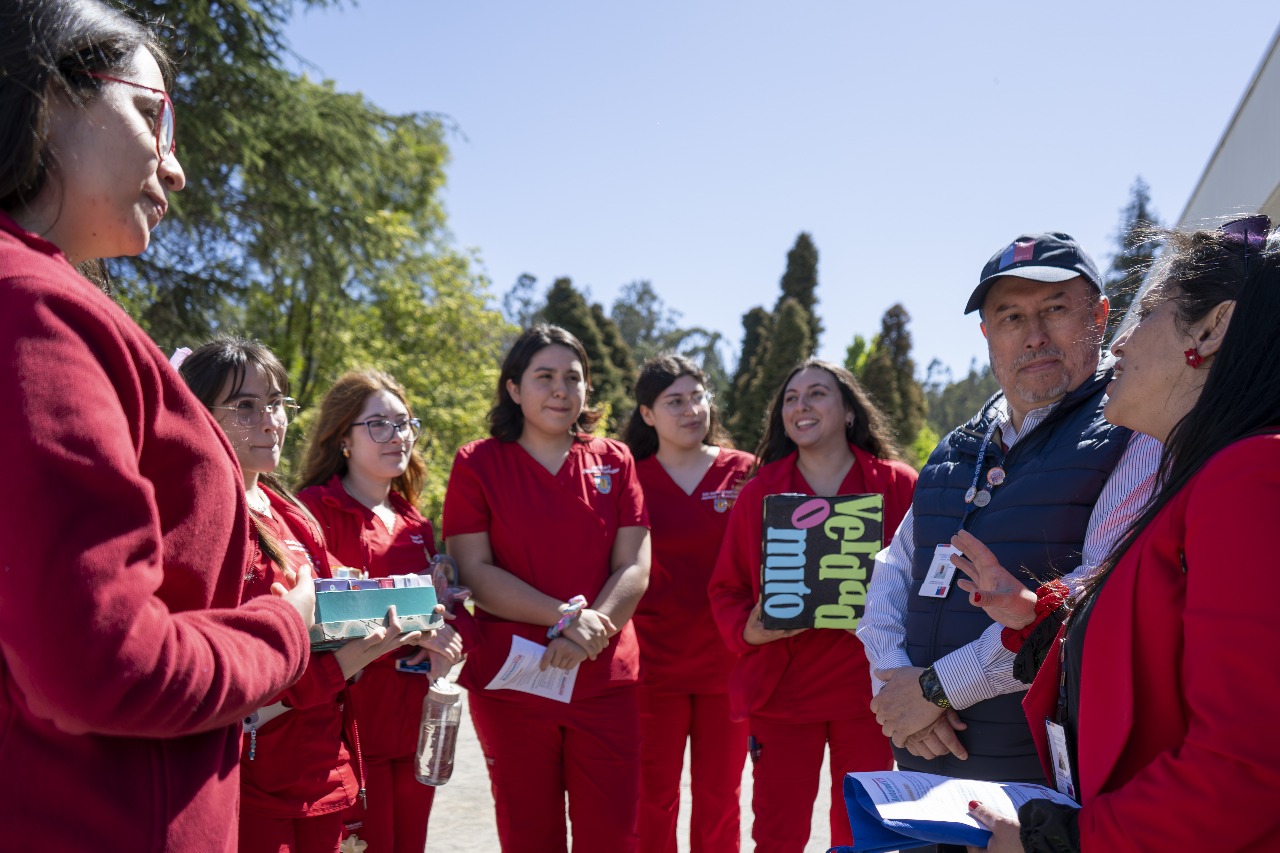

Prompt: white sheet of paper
xmin=484 ymin=635 xmax=579 ymax=703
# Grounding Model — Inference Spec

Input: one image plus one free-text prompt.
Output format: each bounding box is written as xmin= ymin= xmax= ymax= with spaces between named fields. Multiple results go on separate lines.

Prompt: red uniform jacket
xmin=298 ymin=475 xmax=442 ymax=762
xmin=1024 ymin=435 xmax=1280 ymax=851
xmin=442 ymin=436 xmax=650 ymax=701
xmin=708 ymin=445 xmax=916 ymax=723
xmin=0 ymin=212 xmax=309 ymax=851
xmin=238 ymin=486 xmax=360 ymax=818
xmin=633 ymin=448 xmax=755 ymax=693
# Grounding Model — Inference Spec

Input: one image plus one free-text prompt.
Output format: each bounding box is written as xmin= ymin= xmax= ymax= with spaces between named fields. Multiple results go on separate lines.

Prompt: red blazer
xmin=0 ymin=212 xmax=309 ymax=851
xmin=1025 ymin=435 xmax=1280 ymax=851
xmin=708 ymin=445 xmax=916 ymax=723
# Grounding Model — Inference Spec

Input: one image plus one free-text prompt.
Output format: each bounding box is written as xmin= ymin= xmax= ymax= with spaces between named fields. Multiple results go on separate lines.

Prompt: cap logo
xmin=999 ymin=239 xmax=1037 ymax=270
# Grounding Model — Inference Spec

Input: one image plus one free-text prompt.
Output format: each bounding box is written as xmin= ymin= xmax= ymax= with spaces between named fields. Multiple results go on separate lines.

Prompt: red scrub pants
xmin=339 ymin=756 xmax=435 ymax=853
xmin=638 ymin=687 xmax=746 ymax=853
xmin=748 ymin=713 xmax=892 ymax=853
xmin=238 ymin=809 xmax=344 ymax=853
xmin=469 ymin=686 xmax=640 ymax=852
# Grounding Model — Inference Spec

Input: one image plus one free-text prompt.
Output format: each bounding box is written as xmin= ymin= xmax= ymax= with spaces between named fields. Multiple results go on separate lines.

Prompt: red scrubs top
xmin=632 ymin=448 xmax=755 ymax=693
xmin=442 ymin=436 xmax=649 ymax=699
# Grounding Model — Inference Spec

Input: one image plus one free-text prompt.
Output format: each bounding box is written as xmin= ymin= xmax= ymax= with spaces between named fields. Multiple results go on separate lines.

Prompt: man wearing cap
xmin=858 ymin=233 xmax=1161 ymax=795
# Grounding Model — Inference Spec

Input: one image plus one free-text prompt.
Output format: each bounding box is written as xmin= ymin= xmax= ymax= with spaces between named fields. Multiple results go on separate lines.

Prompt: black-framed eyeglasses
xmin=84 ymin=72 xmax=177 ymax=160
xmin=351 ymin=417 xmax=421 ymax=444
xmin=209 ymin=397 xmax=300 ymax=428
xmin=1219 ymin=214 xmax=1271 ymax=251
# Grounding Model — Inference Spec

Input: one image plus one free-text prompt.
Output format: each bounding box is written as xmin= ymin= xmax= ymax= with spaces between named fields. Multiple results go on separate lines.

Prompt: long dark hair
xmin=1083 ymin=223 xmax=1280 ymax=605
xmin=1 ymin=0 xmax=170 ymax=296
xmin=180 ymin=336 xmax=316 ymax=569
xmin=622 ymin=353 xmax=733 ymax=460
xmin=297 ymin=369 xmax=427 ymax=504
xmin=754 ymin=358 xmax=900 ymax=467
xmin=489 ymin=324 xmax=601 ymax=442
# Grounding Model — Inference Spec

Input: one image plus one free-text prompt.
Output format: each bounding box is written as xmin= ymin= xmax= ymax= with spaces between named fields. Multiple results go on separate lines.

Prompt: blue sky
xmin=286 ymin=2 xmax=1278 ymax=380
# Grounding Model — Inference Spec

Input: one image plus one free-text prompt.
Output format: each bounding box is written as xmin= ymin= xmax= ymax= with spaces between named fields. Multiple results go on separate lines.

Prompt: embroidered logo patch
xmin=585 ymin=464 xmax=620 ymax=495
xmin=702 ymin=488 xmax=740 ymax=513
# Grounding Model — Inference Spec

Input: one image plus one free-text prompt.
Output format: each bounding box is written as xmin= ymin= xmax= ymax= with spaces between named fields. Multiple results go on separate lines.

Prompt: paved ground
xmin=427 ymin=686 xmax=836 ymax=852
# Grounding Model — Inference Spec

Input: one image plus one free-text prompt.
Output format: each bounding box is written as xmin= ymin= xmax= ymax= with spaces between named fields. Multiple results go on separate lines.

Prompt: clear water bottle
xmin=414 ymin=679 xmax=461 ymax=786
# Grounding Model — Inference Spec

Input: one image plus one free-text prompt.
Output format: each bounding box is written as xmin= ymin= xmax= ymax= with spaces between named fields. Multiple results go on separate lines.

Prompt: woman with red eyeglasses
xmin=0 ymin=1 xmax=313 ymax=849
xmin=298 ymin=370 xmax=465 ymax=853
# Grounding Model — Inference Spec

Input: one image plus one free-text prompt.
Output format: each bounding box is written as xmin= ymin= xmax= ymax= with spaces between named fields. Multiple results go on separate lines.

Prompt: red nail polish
xmin=974 ymin=593 xmax=982 ymax=603
xmin=969 ymin=800 xmax=980 ymax=810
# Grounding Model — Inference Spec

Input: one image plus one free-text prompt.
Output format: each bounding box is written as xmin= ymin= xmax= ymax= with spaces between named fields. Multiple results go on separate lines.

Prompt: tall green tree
xmin=1104 ymin=177 xmax=1163 ymax=342
xmin=858 ymin=304 xmax=926 ymax=454
xmin=541 ymin=277 xmax=630 ymax=430
xmin=732 ymin=298 xmax=812 ymax=451
xmin=776 ymin=232 xmax=822 ymax=350
xmin=111 ymin=0 xmax=509 ymax=516
xmin=608 ymin=282 xmax=730 ymax=393
xmin=502 ymin=273 xmax=545 ymax=331
xmin=725 ymin=306 xmax=774 ymax=447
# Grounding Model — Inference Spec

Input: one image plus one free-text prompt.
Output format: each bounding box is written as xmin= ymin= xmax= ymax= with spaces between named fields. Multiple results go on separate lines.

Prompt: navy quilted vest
xmin=895 ymin=370 xmax=1130 ymax=782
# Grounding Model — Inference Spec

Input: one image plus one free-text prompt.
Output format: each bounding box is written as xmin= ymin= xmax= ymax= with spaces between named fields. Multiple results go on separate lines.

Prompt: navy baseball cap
xmin=965 ymin=232 xmax=1105 ymax=315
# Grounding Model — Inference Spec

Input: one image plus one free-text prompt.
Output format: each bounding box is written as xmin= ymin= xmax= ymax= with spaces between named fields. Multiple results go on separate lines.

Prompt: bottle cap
xmin=428 ymin=680 xmax=461 ymax=704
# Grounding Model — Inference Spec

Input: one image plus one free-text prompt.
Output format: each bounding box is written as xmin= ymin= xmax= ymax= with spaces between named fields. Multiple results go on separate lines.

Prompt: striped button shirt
xmin=857 ymin=398 xmax=1162 ymax=708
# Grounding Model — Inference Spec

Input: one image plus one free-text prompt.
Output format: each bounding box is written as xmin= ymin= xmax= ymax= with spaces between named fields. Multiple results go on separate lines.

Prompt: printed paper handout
xmin=484 ymin=635 xmax=579 ymax=703
xmin=830 ymin=770 xmax=1079 ymax=852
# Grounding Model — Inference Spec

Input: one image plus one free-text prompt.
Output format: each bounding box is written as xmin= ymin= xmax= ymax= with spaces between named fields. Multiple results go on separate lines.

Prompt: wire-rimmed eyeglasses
xmin=209 ymin=398 xmax=300 ymax=428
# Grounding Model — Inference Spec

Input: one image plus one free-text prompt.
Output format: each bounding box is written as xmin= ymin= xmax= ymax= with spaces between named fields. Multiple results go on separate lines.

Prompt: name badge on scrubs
xmin=919 ymin=544 xmax=959 ymax=598
xmin=1045 ymin=719 xmax=1078 ymax=800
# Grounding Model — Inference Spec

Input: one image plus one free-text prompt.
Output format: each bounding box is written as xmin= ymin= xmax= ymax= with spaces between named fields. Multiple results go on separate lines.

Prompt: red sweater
xmin=0 ymin=212 xmax=309 ymax=850
xmin=632 ymin=448 xmax=755 ymax=693
xmin=298 ymin=475 xmax=442 ymax=763
xmin=708 ymin=446 xmax=916 ymax=723
xmin=1024 ymin=435 xmax=1280 ymax=851
xmin=238 ymin=486 xmax=359 ymax=818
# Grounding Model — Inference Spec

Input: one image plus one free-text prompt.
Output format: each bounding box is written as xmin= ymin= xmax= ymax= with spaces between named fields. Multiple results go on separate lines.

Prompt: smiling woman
xmin=0 ymin=2 xmax=312 ymax=850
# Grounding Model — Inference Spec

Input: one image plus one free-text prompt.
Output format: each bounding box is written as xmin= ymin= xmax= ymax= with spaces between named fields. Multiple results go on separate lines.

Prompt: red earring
xmin=1184 ymin=347 xmax=1204 ymax=368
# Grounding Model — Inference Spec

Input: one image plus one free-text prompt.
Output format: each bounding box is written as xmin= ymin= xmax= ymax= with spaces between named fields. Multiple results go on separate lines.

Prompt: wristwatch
xmin=919 ymin=665 xmax=952 ymax=710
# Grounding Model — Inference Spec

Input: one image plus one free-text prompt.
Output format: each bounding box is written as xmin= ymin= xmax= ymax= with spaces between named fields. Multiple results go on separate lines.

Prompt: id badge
xmin=1045 ymin=719 xmax=1078 ymax=800
xmin=918 ymin=544 xmax=959 ymax=598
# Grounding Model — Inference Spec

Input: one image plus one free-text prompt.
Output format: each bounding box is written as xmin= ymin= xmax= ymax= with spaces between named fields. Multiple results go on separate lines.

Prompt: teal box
xmin=310 ymin=585 xmax=443 ymax=650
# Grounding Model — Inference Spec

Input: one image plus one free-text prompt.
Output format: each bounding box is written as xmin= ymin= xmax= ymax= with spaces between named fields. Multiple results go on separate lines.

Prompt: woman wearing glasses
xmin=709 ymin=359 xmax=917 ymax=853
xmin=181 ymin=339 xmax=419 ymax=853
xmin=621 ymin=354 xmax=754 ymax=853
xmin=947 ymin=218 xmax=1280 ymax=852
xmin=442 ymin=324 xmax=651 ymax=851
xmin=298 ymin=369 xmax=464 ymax=853
xmin=0 ymin=2 xmax=313 ymax=848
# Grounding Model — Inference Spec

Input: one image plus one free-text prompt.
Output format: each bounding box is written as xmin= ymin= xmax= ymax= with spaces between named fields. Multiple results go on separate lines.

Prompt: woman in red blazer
xmin=708 ymin=359 xmax=917 ymax=853
xmin=955 ymin=217 xmax=1280 ymax=852
xmin=181 ymin=340 xmax=422 ymax=853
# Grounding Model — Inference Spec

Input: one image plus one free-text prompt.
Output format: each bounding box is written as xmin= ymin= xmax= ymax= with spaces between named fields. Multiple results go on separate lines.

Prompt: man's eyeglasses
xmin=85 ymin=72 xmax=177 ymax=160
xmin=351 ymin=417 xmax=422 ymax=444
xmin=210 ymin=398 xmax=300 ymax=428
xmin=659 ymin=391 xmax=713 ymax=414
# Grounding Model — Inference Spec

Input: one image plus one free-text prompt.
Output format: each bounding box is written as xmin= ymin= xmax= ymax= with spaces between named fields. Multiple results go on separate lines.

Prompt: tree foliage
xmin=1104 ymin=177 xmax=1163 ymax=343
xmin=922 ymin=358 xmax=1000 ymax=439
xmin=858 ymin=304 xmax=926 ymax=455
xmin=540 ymin=277 xmax=634 ymax=430
xmin=111 ymin=0 xmax=510 ymax=519
xmin=608 ymin=281 xmax=730 ymax=393
xmin=777 ymin=232 xmax=822 ymax=350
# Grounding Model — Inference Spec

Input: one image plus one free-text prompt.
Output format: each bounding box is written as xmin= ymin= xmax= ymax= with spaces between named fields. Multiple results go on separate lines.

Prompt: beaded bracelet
xmin=547 ymin=595 xmax=588 ymax=640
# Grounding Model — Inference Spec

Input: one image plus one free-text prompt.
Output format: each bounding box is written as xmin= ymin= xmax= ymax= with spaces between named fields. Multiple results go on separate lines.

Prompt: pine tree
xmin=725 ymin=306 xmax=773 ymax=446
xmin=738 ymin=298 xmax=812 ymax=451
xmin=541 ymin=277 xmax=612 ymax=402
xmin=1105 ymin=177 xmax=1163 ymax=342
xmin=591 ymin=301 xmax=637 ymax=409
xmin=776 ymin=232 xmax=822 ymax=350
xmin=858 ymin=304 xmax=926 ymax=455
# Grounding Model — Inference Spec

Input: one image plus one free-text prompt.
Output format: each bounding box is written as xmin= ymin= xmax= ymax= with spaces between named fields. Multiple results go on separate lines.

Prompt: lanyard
xmin=963 ymin=417 xmax=1002 ymax=508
